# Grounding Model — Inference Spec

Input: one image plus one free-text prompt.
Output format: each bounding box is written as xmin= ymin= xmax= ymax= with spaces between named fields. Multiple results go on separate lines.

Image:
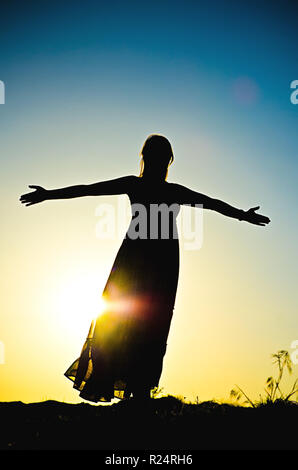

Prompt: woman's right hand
xmin=20 ymin=185 xmax=48 ymax=206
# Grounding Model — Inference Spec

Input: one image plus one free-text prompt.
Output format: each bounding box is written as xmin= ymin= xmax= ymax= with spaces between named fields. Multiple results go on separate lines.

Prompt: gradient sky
xmin=0 ymin=0 xmax=297 ymax=404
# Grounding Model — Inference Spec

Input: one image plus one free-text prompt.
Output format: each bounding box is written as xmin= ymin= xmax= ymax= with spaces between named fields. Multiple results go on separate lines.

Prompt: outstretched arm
xmin=173 ymin=183 xmax=270 ymax=226
xmin=20 ymin=175 xmax=135 ymax=206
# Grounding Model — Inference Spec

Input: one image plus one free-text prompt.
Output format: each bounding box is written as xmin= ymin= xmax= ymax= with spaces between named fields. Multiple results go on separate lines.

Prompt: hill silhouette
xmin=0 ymin=396 xmax=297 ymax=450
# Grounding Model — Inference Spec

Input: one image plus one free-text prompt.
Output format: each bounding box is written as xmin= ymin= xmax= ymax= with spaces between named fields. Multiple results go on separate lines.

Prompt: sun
xmin=50 ymin=270 xmax=107 ymax=343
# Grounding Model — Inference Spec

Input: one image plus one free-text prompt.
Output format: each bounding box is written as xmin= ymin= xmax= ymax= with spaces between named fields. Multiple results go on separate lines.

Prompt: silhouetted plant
xmin=230 ymin=350 xmax=298 ymax=407
xmin=230 ymin=385 xmax=255 ymax=407
xmin=150 ymin=386 xmax=164 ymax=399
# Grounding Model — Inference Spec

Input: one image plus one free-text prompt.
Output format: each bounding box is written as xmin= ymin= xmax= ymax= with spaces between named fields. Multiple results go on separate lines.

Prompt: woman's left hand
xmin=244 ymin=206 xmax=271 ymax=226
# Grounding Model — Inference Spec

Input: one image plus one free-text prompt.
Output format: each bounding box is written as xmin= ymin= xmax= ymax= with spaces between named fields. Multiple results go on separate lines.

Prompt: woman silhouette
xmin=20 ymin=134 xmax=270 ymax=402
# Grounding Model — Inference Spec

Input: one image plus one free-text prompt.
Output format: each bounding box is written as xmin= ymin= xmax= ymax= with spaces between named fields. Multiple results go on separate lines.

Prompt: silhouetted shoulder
xmin=125 ymin=175 xmax=140 ymax=191
xmin=165 ymin=182 xmax=192 ymax=201
xmin=86 ymin=175 xmax=138 ymax=196
xmin=166 ymin=182 xmax=213 ymax=207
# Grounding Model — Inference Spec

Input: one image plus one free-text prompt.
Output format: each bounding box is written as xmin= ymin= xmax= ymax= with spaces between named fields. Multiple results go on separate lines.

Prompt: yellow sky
xmin=1 ymin=168 xmax=296 ymax=404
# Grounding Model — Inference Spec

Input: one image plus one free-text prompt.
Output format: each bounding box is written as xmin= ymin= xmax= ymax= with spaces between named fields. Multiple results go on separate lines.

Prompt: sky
xmin=0 ymin=0 xmax=297 ymax=404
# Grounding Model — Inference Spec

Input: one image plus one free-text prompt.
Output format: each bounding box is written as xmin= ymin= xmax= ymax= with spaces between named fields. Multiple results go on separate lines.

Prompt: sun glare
xmin=51 ymin=271 xmax=107 ymax=342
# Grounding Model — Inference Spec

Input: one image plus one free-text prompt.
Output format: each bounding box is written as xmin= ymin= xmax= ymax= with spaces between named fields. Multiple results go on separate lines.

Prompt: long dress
xmin=65 ymin=176 xmax=181 ymax=402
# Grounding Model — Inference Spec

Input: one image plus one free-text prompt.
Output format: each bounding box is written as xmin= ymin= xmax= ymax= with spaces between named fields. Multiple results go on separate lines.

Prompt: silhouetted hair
xmin=139 ymin=134 xmax=174 ymax=180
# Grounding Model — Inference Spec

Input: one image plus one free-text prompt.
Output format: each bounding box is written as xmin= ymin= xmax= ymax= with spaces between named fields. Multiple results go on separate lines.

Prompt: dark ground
xmin=0 ymin=396 xmax=297 ymax=451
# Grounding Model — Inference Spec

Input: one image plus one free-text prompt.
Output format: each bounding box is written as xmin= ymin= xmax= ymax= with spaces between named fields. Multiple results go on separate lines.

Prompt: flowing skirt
xmin=65 ymin=236 xmax=179 ymax=402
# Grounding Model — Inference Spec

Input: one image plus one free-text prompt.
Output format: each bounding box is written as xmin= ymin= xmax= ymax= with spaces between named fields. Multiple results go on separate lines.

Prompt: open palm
xmin=245 ymin=206 xmax=270 ymax=226
xmin=19 ymin=185 xmax=48 ymax=206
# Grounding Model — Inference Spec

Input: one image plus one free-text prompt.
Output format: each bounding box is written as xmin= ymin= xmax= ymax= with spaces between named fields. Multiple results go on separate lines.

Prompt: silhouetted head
xmin=139 ymin=134 xmax=174 ymax=181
